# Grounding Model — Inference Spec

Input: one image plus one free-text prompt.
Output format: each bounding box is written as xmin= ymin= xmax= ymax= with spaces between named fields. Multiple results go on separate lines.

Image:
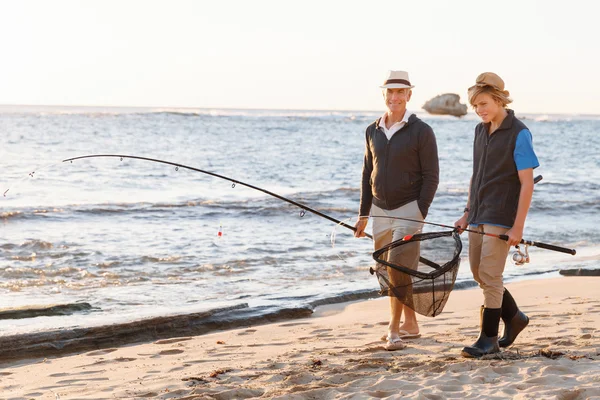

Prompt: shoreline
xmin=0 ymin=272 xmax=564 ymax=363
xmin=1 ymin=276 xmax=599 ymax=399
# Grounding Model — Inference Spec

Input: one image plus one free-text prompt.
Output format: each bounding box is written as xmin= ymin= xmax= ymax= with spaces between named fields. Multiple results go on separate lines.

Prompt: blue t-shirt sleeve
xmin=514 ymin=129 xmax=540 ymax=171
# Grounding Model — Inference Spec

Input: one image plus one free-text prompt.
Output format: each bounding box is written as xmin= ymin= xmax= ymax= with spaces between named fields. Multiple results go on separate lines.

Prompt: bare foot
xmin=398 ymin=322 xmax=419 ymax=335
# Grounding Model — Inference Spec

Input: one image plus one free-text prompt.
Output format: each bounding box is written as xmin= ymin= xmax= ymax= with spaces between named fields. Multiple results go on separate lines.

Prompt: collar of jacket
xmin=483 ymin=109 xmax=515 ymax=134
xmin=375 ymin=113 xmax=418 ymax=131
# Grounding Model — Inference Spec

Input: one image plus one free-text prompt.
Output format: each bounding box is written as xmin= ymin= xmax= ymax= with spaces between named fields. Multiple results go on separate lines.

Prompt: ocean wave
xmin=530 ymin=199 xmax=600 ymax=213
xmin=18 ymin=240 xmax=54 ymax=250
xmin=1 ymin=211 xmax=23 ymax=221
xmin=1 ymin=187 xmax=360 ymax=220
xmin=519 ymin=113 xmax=600 ymax=122
xmin=140 ymin=255 xmax=183 ymax=264
xmin=1 ymin=209 xmax=66 ymax=221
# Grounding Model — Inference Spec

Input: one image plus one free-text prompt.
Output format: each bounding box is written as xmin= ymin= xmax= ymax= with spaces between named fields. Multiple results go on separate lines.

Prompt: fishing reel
xmin=511 ymin=244 xmax=530 ymax=266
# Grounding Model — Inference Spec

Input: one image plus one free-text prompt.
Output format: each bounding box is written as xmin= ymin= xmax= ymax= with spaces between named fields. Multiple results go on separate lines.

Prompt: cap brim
xmin=380 ymin=84 xmax=414 ymax=89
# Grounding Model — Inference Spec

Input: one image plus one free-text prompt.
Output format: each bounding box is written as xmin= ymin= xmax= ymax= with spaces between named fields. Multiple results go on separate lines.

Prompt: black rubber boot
xmin=499 ymin=289 xmax=529 ymax=348
xmin=461 ymin=307 xmax=501 ymax=358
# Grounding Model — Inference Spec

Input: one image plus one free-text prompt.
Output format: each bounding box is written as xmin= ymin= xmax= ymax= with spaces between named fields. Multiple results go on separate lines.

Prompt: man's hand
xmin=354 ymin=217 xmax=368 ymax=238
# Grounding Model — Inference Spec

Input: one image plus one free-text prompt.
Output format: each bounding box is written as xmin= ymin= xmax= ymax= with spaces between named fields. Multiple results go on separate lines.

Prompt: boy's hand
xmin=454 ymin=214 xmax=468 ymax=233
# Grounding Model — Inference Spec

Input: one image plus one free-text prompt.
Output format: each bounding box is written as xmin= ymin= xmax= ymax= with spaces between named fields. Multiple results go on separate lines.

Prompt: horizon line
xmin=1 ymin=103 xmax=599 ymax=117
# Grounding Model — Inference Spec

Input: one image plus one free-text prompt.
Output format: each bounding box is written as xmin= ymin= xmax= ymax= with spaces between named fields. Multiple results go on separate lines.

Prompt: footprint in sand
xmin=284 ymin=371 xmax=316 ymax=385
xmin=136 ymin=392 xmax=158 ymax=398
xmin=92 ymin=357 xmax=137 ymax=365
xmin=86 ymin=348 xmax=118 ymax=356
xmin=492 ymin=365 xmax=519 ymax=374
xmin=554 ymin=312 xmax=582 ymax=317
xmin=524 ymin=376 xmax=552 ymax=385
xmin=553 ymin=339 xmax=576 ymax=346
xmin=540 ymin=365 xmax=577 ymax=374
xmin=237 ymin=329 xmax=257 ymax=336
xmin=553 ymin=389 xmax=589 ymax=400
xmin=0 ymin=372 xmax=13 ymax=376
xmin=48 ymin=372 xmax=70 ymax=377
xmin=437 ymin=385 xmax=465 ymax=392
xmin=316 ymin=333 xmax=334 ymax=338
xmin=248 ymin=341 xmax=292 ymax=347
xmin=74 ymin=370 xmax=104 ymax=376
xmin=154 ymin=337 xmax=192 ymax=345
xmin=158 ymin=349 xmax=185 ymax=355
xmin=56 ymin=377 xmax=110 ymax=385
xmin=366 ymin=390 xmax=397 ymax=398
xmin=278 ymin=322 xmax=311 ymax=327
xmin=310 ymin=328 xmax=333 ymax=334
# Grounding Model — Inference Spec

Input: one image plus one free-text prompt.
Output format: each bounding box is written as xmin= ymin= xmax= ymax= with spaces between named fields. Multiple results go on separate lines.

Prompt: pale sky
xmin=1 ymin=0 xmax=598 ymax=114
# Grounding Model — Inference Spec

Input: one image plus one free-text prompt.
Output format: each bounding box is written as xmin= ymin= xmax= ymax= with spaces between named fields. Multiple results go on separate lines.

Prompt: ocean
xmin=1 ymin=105 xmax=599 ymax=338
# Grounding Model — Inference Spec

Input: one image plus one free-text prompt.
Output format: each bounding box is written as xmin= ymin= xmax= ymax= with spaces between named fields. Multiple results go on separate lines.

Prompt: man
xmin=355 ymin=70 xmax=439 ymax=351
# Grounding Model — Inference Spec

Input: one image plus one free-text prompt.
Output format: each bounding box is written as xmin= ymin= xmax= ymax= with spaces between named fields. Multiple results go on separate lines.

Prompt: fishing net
xmin=371 ymin=230 xmax=462 ymax=317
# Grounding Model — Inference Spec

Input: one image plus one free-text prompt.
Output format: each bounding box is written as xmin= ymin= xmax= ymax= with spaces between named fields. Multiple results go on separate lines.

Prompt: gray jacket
xmin=359 ymin=114 xmax=439 ymax=218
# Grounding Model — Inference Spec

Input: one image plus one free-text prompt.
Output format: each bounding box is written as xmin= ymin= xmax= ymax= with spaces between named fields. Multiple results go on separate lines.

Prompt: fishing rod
xmin=62 ymin=155 xmax=574 ymax=255
xmin=62 ymin=154 xmax=373 ymax=239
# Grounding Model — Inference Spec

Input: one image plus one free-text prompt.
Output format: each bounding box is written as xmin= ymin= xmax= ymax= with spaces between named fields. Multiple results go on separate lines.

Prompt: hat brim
xmin=380 ymin=83 xmax=414 ymax=89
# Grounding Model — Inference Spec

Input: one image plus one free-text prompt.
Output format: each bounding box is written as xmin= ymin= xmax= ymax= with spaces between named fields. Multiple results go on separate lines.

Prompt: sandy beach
xmin=1 ymin=276 xmax=599 ymax=400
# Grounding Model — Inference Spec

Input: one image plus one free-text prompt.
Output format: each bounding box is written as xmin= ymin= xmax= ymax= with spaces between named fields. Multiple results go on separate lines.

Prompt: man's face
xmin=384 ymin=88 xmax=412 ymax=113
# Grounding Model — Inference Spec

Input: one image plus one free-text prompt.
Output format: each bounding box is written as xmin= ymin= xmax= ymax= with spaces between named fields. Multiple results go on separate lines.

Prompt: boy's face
xmin=384 ymin=88 xmax=412 ymax=113
xmin=472 ymin=92 xmax=502 ymax=123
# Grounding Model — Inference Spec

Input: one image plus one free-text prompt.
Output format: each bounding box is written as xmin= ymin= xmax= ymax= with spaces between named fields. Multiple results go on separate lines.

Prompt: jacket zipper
xmin=384 ymin=138 xmax=390 ymax=209
xmin=473 ymin=130 xmax=491 ymax=222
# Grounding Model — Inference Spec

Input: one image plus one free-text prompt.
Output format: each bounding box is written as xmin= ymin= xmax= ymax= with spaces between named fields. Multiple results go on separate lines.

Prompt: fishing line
xmin=2 ymin=160 xmax=63 ymax=197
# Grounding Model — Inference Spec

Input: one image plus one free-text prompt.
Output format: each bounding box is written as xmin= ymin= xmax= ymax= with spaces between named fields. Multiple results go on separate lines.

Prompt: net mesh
xmin=371 ymin=230 xmax=462 ymax=317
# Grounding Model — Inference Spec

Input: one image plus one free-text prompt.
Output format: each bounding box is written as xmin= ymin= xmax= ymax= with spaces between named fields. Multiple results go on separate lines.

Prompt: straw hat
xmin=380 ymin=70 xmax=414 ymax=89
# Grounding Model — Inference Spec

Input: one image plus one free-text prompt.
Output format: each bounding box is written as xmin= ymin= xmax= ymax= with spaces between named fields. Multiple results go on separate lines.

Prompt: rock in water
xmin=422 ymin=93 xmax=468 ymax=117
